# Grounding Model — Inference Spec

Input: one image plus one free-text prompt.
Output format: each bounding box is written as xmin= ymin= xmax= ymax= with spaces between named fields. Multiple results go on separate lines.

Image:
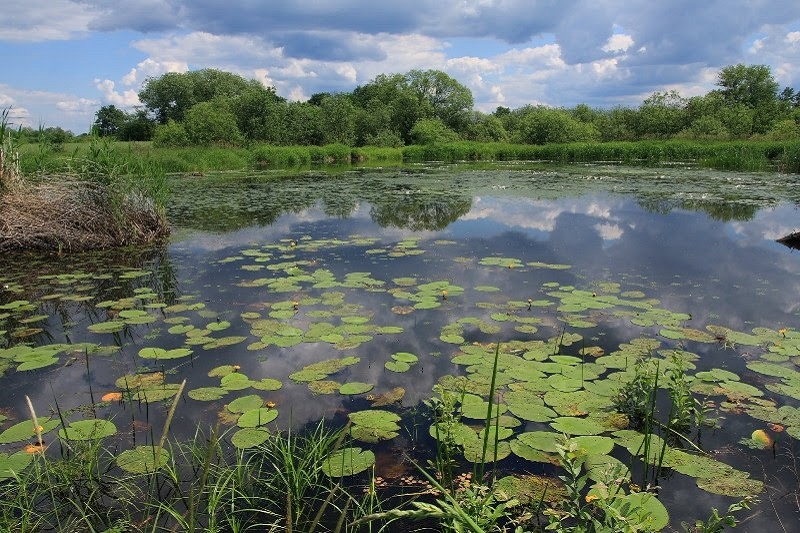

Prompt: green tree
xmin=183 ymin=100 xmax=243 ymax=145
xmin=231 ymin=83 xmax=286 ymax=142
xmin=636 ymin=90 xmax=688 ymax=138
xmin=409 ymin=118 xmax=460 ymax=144
xmin=716 ymin=64 xmax=779 ymax=109
xmin=118 ymin=109 xmax=156 ymax=141
xmin=352 ymin=73 xmax=425 ymax=143
xmin=152 ymin=120 xmax=189 ymax=147
xmin=405 ymin=69 xmax=474 ymax=131
xmin=93 ymin=105 xmax=127 ymax=137
xmin=284 ymin=102 xmax=323 ymax=145
xmin=513 ymin=106 xmax=598 ymax=144
xmin=462 ymin=112 xmax=509 ymax=142
xmin=139 ymin=69 xmax=264 ymax=124
xmin=319 ymin=94 xmax=357 ymax=145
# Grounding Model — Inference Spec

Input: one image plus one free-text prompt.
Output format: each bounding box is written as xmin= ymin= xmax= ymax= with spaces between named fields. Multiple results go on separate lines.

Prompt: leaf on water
xmin=321 ymin=447 xmax=375 ymax=477
xmin=116 ymin=445 xmax=170 ymax=474
xmin=58 ymin=419 xmax=117 ymax=441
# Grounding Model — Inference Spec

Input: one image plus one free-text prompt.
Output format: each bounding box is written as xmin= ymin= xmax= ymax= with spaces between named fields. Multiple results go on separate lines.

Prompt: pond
xmin=2 ymin=163 xmax=800 ymax=529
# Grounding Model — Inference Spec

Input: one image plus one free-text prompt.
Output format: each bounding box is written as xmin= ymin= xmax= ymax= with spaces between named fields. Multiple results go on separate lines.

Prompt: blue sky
xmin=2 ymin=0 xmax=799 ymax=133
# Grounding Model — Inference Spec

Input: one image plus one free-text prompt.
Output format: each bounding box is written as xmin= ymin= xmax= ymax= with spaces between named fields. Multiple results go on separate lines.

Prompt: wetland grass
xmin=1 ymin=115 xmax=170 ymax=253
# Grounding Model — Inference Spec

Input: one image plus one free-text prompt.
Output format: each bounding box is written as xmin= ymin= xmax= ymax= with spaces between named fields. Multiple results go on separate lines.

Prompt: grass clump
xmin=0 ymin=109 xmax=169 ymax=253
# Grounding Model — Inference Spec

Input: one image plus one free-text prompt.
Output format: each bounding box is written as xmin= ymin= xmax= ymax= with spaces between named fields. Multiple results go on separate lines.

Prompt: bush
xmin=152 ymin=120 xmax=189 ymax=147
xmin=409 ymin=119 xmax=461 ymax=145
xmin=184 ymin=102 xmax=243 ymax=146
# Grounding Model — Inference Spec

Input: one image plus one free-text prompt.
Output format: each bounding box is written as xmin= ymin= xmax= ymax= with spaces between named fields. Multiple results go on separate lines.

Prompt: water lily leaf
xmin=385 ymin=360 xmax=411 ymax=373
xmin=369 ymin=387 xmax=406 ymax=407
xmin=227 ymin=394 xmax=264 ymax=414
xmin=0 ymin=451 xmax=33 ymax=479
xmin=321 ymin=447 xmax=375 ymax=477
xmin=609 ymin=492 xmax=669 ymax=531
xmin=510 ymin=439 xmax=558 ymax=464
xmin=571 ymin=435 xmax=614 ymax=455
xmin=237 ymin=408 xmax=278 ymax=428
xmin=339 ymin=382 xmax=374 ymax=395
xmin=494 ymin=474 xmax=567 ymax=505
xmin=584 ymin=454 xmax=630 ymax=482
xmin=16 ymin=355 xmax=59 ymax=371
xmin=59 ymin=419 xmax=117 ymax=441
xmin=116 ymin=445 xmax=170 ymax=474
xmin=231 ymin=428 xmax=270 ymax=449
xmin=696 ymin=472 xmax=764 ymax=497
xmin=88 ymin=321 xmax=126 ymax=333
xmin=516 ymin=431 xmax=560 ymax=453
xmin=207 ymin=320 xmax=231 ymax=332
xmin=188 ymin=387 xmax=228 ymax=401
xmin=139 ymin=347 xmax=193 ymax=360
xmin=550 ymin=417 xmax=606 ymax=436
xmin=0 ymin=417 xmax=60 ymax=444
xmin=221 ymin=373 xmax=252 ymax=391
xmin=134 ymin=384 xmax=182 ymax=403
xmin=308 ymin=380 xmax=341 ymax=395
xmin=251 ymin=378 xmax=282 ymax=391
xmin=208 ymin=365 xmax=239 ymax=378
xmin=203 ymin=336 xmax=247 ymax=350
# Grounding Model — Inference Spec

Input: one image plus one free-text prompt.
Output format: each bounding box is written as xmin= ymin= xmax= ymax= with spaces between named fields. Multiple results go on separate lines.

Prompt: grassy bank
xmin=15 ymin=139 xmax=800 ymax=175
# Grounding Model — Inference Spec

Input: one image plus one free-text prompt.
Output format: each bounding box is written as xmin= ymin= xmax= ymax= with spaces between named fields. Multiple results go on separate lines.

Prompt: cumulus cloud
xmin=94 ymin=79 xmax=141 ymax=108
xmin=4 ymin=0 xmax=800 ymax=131
xmin=0 ymin=0 xmax=93 ymax=41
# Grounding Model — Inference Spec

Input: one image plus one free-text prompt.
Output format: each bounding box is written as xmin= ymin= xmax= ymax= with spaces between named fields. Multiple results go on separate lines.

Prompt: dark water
xmin=2 ymin=165 xmax=800 ymax=530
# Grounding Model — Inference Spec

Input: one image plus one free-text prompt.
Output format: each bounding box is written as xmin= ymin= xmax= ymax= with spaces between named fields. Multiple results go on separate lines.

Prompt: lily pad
xmin=0 ymin=451 xmax=33 ymax=479
xmin=116 ymin=445 xmax=170 ymax=474
xmin=227 ymin=394 xmax=264 ymax=414
xmin=339 ymin=382 xmax=374 ymax=395
xmin=237 ymin=408 xmax=278 ymax=428
xmin=321 ymin=447 xmax=375 ymax=477
xmin=231 ymin=428 xmax=270 ymax=449
xmin=59 ymin=419 xmax=117 ymax=441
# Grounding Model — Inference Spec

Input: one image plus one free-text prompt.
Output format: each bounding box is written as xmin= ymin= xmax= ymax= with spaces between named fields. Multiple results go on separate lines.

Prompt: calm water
xmin=2 ymin=165 xmax=800 ymax=530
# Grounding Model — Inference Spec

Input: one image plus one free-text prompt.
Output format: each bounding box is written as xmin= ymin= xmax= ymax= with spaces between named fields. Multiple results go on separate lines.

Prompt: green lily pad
xmin=0 ymin=451 xmax=33 ymax=479
xmin=321 ymin=447 xmax=375 ymax=477
xmin=339 ymin=382 xmax=374 ymax=395
xmin=696 ymin=472 xmax=764 ymax=497
xmin=550 ymin=417 xmax=606 ymax=436
xmin=58 ymin=419 xmax=117 ymax=441
xmin=251 ymin=378 xmax=283 ymax=391
xmin=385 ymin=360 xmax=411 ymax=373
xmin=494 ymin=474 xmax=567 ymax=505
xmin=0 ymin=417 xmax=60 ymax=444
xmin=237 ymin=408 xmax=278 ymax=428
xmin=188 ymin=387 xmax=229 ymax=401
xmin=138 ymin=347 xmax=194 ymax=360
xmin=231 ymin=428 xmax=270 ymax=449
xmin=116 ymin=445 xmax=170 ymax=474
xmin=609 ymin=492 xmax=669 ymax=531
xmin=227 ymin=395 xmax=264 ymax=414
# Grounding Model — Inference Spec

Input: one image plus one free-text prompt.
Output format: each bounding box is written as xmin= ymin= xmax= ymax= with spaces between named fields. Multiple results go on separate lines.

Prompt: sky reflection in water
xmin=2 ymin=168 xmax=800 ymax=528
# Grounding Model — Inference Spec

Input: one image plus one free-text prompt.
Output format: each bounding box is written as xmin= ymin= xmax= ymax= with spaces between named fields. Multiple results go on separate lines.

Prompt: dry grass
xmin=0 ymin=175 xmax=169 ymax=253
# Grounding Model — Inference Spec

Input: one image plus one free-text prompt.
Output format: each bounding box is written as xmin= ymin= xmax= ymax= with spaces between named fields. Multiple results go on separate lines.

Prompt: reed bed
xmin=0 ymin=176 xmax=168 ymax=253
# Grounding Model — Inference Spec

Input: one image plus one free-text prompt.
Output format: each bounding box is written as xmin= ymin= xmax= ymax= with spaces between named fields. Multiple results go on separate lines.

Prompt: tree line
xmin=17 ymin=64 xmax=800 ymax=148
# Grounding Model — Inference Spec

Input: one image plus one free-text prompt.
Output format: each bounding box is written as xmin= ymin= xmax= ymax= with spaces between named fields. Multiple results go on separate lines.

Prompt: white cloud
xmin=0 ymin=0 xmax=93 ymax=41
xmin=787 ymin=31 xmax=800 ymax=44
xmin=56 ymin=97 xmax=97 ymax=114
xmin=94 ymin=79 xmax=141 ymax=108
xmin=602 ymin=33 xmax=634 ymax=53
xmin=121 ymin=58 xmax=188 ymax=87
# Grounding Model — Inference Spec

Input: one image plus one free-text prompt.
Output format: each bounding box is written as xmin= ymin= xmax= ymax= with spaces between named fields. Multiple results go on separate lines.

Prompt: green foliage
xmin=513 ymin=106 xmax=599 ymax=144
xmin=183 ymin=101 xmax=243 ymax=146
xmin=152 ymin=120 xmax=189 ymax=147
xmin=409 ymin=118 xmax=461 ymax=144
